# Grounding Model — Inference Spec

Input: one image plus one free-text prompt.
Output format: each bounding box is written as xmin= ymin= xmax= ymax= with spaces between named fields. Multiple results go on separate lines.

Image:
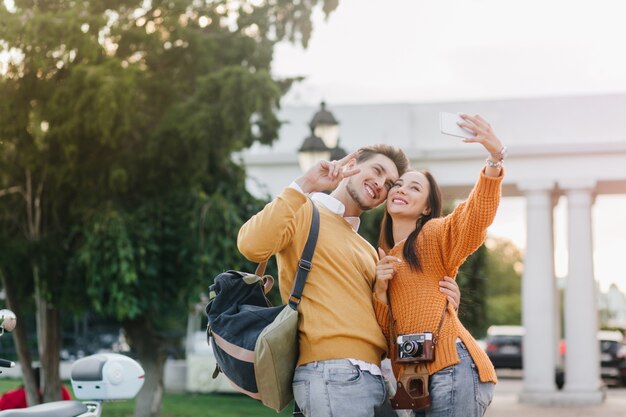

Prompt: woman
xmin=373 ymin=114 xmax=504 ymax=417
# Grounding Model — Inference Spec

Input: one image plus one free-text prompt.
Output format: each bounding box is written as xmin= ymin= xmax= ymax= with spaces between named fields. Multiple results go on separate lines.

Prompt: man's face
xmin=345 ymin=154 xmax=400 ymax=211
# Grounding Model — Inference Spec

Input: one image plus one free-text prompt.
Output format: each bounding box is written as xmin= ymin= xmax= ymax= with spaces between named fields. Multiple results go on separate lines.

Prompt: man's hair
xmin=356 ymin=144 xmax=409 ymax=176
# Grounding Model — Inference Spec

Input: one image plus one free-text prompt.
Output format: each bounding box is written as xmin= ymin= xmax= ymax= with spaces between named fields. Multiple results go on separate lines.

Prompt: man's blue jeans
xmin=293 ymin=359 xmax=387 ymax=417
xmin=415 ymin=342 xmax=495 ymax=417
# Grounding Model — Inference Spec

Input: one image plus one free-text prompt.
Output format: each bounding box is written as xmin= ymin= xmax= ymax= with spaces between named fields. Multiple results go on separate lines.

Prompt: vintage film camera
xmin=396 ymin=332 xmax=435 ymax=363
xmin=391 ymin=332 xmax=435 ymax=409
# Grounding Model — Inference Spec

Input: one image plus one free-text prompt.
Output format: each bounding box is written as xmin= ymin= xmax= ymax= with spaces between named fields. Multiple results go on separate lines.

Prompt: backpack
xmin=205 ymin=201 xmax=319 ymax=411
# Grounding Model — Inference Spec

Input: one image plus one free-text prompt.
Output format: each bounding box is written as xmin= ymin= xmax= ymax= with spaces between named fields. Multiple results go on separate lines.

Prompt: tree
xmin=0 ymin=239 xmax=39 ymax=406
xmin=456 ymin=244 xmax=489 ymax=338
xmin=359 ymin=205 xmax=385 ymax=248
xmin=1 ymin=1 xmax=338 ymax=416
xmin=483 ymin=237 xmax=523 ymax=326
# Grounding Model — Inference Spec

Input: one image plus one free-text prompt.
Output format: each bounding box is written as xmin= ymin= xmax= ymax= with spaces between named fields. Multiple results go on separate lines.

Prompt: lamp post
xmin=310 ymin=101 xmax=339 ymax=149
xmin=297 ymin=130 xmax=331 ymax=173
xmin=297 ymin=102 xmax=347 ymax=172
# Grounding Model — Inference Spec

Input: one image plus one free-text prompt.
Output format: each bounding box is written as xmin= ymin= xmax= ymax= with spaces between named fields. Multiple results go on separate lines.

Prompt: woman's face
xmin=386 ymin=171 xmax=431 ymax=219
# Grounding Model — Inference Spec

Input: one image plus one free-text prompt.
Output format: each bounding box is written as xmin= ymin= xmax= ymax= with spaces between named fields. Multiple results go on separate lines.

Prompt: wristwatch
xmin=490 ymin=146 xmax=507 ymax=162
xmin=486 ymin=146 xmax=507 ymax=169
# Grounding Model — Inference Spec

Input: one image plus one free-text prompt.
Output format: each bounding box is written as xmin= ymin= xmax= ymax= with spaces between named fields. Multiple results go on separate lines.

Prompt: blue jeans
xmin=414 ymin=343 xmax=494 ymax=417
xmin=293 ymin=359 xmax=387 ymax=417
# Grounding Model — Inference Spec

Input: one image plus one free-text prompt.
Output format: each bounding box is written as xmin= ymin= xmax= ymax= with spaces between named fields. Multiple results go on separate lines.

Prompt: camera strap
xmin=433 ymin=300 xmax=448 ymax=346
xmin=387 ymin=291 xmax=448 ymax=350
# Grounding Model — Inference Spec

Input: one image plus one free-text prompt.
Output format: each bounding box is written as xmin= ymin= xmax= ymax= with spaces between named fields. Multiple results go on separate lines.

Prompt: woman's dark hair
xmin=378 ymin=170 xmax=443 ymax=272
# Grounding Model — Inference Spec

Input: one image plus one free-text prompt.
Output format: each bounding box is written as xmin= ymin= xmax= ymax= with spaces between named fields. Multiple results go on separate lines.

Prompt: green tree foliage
xmin=456 ymin=244 xmax=488 ymax=338
xmin=484 ymin=237 xmax=523 ymax=326
xmin=1 ymin=1 xmax=338 ymax=415
xmin=359 ymin=205 xmax=385 ymax=248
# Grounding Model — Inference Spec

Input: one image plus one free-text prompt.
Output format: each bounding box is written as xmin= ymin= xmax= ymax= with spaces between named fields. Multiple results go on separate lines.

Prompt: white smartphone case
xmin=439 ymin=112 xmax=476 ymax=139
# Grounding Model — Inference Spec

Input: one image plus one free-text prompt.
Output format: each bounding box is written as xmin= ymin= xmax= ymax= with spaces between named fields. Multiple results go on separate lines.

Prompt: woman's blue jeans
xmin=293 ymin=359 xmax=387 ymax=417
xmin=414 ymin=342 xmax=495 ymax=417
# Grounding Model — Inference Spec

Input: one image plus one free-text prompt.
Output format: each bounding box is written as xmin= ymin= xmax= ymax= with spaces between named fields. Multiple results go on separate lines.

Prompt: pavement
xmin=485 ymin=371 xmax=626 ymax=417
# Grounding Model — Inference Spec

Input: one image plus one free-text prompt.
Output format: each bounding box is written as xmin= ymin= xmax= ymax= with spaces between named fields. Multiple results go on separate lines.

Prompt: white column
xmin=518 ymin=181 xmax=558 ymax=403
xmin=561 ymin=181 xmax=604 ymax=403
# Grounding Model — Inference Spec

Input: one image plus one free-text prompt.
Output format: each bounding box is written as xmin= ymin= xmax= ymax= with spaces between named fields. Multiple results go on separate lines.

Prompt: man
xmin=238 ymin=145 xmax=460 ymax=417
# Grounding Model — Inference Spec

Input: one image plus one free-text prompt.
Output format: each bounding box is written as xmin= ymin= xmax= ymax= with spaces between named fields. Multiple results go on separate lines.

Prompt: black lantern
xmin=297 ymin=102 xmax=347 ymax=172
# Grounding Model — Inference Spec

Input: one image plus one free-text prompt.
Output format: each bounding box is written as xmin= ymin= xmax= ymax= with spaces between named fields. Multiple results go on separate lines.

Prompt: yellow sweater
xmin=238 ymin=188 xmax=387 ymax=366
xmin=374 ymin=170 xmax=503 ymax=383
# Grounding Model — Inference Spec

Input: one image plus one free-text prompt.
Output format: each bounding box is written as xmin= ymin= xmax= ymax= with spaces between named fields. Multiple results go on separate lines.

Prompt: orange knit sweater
xmin=373 ymin=169 xmax=503 ymax=383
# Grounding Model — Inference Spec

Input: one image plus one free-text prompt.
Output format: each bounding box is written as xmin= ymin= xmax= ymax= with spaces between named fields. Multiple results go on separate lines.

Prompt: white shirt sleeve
xmin=289 ymin=181 xmax=304 ymax=194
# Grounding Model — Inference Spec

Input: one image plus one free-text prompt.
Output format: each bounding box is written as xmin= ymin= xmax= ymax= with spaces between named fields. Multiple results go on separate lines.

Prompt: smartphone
xmin=439 ymin=112 xmax=476 ymax=139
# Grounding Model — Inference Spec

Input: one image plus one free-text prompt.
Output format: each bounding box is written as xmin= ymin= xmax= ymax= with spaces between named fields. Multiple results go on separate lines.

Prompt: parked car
xmin=597 ymin=330 xmax=626 ymax=385
xmin=485 ymin=325 xmax=524 ymax=369
xmin=558 ymin=330 xmax=626 ymax=385
xmin=486 ymin=325 xmax=626 ymax=386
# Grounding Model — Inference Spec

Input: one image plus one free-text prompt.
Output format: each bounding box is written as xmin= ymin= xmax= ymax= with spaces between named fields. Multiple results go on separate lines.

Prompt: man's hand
xmin=439 ymin=276 xmax=461 ymax=311
xmin=374 ymin=248 xmax=401 ymax=304
xmin=295 ymin=151 xmax=361 ymax=193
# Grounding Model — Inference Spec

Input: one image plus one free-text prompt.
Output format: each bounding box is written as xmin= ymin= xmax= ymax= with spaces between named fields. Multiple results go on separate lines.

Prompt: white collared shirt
xmin=288 ymin=182 xmax=382 ymax=376
xmin=289 ymin=183 xmax=361 ymax=231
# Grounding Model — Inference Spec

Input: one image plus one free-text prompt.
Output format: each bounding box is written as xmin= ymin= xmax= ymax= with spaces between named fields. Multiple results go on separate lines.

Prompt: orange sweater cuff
xmin=372 ymin=294 xmax=390 ymax=336
xmin=477 ymin=168 xmax=504 ymax=197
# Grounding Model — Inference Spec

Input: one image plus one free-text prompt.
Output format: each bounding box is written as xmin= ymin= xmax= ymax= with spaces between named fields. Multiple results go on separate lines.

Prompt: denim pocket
xmin=476 ymin=380 xmax=494 ymax=408
xmin=292 ymin=380 xmax=310 ymax=415
xmin=471 ymin=364 xmax=494 ymax=408
xmin=328 ymin=365 xmax=362 ymax=384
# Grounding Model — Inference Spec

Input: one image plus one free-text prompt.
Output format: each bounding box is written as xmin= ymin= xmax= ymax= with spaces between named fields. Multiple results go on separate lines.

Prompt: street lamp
xmin=310 ymin=101 xmax=339 ymax=149
xmin=298 ymin=129 xmax=331 ymax=173
xmin=297 ymin=102 xmax=347 ymax=172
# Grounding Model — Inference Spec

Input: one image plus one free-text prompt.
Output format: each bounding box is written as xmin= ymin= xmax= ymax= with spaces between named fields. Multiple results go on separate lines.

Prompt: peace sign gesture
xmin=295 ymin=151 xmax=361 ymax=194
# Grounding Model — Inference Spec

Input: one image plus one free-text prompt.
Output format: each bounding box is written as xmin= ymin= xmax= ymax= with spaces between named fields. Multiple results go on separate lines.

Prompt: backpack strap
xmin=254 ymin=201 xmax=319 ymax=279
xmin=255 ymin=261 xmax=268 ymax=277
xmin=249 ymin=200 xmax=320 ymax=310
xmin=288 ymin=200 xmax=320 ymax=310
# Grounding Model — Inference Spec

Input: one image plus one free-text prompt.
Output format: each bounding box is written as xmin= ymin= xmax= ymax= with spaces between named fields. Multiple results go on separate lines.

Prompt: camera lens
xmin=401 ymin=340 xmax=423 ymax=357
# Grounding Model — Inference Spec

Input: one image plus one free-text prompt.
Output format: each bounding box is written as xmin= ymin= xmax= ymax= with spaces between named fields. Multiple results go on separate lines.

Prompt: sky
xmin=271 ymin=0 xmax=626 ymax=293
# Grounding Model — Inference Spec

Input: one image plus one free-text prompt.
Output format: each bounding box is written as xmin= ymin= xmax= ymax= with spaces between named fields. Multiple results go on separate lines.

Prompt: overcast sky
xmin=273 ymin=0 xmax=626 ymax=105
xmin=272 ymin=0 xmax=626 ymax=293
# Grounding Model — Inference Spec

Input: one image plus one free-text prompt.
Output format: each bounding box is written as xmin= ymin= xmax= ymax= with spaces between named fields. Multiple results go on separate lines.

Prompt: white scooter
xmin=0 ymin=309 xmax=145 ymax=417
